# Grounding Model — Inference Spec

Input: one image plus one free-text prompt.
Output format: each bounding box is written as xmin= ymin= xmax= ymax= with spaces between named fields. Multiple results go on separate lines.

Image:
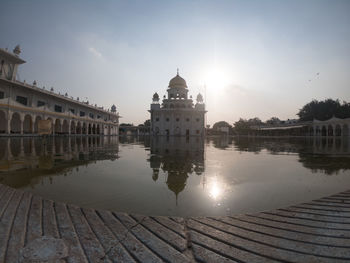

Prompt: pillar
xmin=6 ymin=118 xmax=11 ymax=134
xmin=20 ymin=117 xmax=24 ymax=135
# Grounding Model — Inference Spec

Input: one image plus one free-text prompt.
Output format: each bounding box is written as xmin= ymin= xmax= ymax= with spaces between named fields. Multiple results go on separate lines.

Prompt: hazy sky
xmin=1 ymin=0 xmax=349 ymax=125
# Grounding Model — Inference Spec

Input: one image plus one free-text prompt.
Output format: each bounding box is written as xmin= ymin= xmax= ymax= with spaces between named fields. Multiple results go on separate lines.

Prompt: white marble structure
xmin=312 ymin=117 xmax=350 ymax=137
xmin=0 ymin=46 xmax=119 ymax=136
xmin=149 ymin=71 xmax=206 ymax=136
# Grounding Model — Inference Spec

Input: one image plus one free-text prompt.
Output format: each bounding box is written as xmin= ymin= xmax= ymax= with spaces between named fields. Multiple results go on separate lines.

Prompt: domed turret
xmin=196 ymin=93 xmax=203 ymax=103
xmin=111 ymin=104 xmax=116 ymax=113
xmin=152 ymin=92 xmax=160 ymax=103
xmin=168 ymin=69 xmax=187 ymax=88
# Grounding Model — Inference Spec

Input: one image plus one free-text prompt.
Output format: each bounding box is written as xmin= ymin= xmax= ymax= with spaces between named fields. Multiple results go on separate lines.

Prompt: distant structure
xmin=0 ymin=46 xmax=119 ymax=135
xmin=149 ymin=70 xmax=206 ymax=136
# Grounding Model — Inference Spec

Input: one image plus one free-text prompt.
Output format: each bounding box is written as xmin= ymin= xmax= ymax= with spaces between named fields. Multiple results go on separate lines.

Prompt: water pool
xmin=0 ymin=136 xmax=350 ymax=217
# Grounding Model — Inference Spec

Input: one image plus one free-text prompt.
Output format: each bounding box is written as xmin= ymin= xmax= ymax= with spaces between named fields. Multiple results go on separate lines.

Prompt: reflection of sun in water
xmin=209 ymin=181 xmax=222 ymax=200
xmin=206 ymin=176 xmax=229 ymax=202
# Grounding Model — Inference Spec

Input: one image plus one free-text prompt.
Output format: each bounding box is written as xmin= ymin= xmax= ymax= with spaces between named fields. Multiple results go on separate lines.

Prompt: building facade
xmin=0 ymin=46 xmax=119 ymax=136
xmin=149 ymin=71 xmax=206 ymax=136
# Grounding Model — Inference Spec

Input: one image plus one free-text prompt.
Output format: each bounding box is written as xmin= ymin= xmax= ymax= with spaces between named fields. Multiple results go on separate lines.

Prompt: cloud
xmin=88 ymin=46 xmax=103 ymax=59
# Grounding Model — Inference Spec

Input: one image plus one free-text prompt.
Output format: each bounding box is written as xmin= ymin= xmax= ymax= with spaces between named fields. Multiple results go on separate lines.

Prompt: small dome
xmin=169 ymin=71 xmax=187 ymax=88
xmin=111 ymin=104 xmax=116 ymax=112
xmin=196 ymin=93 xmax=203 ymax=103
xmin=152 ymin=92 xmax=160 ymax=101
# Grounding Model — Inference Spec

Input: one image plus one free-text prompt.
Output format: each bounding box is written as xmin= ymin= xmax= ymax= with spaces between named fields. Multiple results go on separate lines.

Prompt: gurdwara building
xmin=149 ymin=71 xmax=206 ymax=136
xmin=0 ymin=45 xmax=119 ymax=135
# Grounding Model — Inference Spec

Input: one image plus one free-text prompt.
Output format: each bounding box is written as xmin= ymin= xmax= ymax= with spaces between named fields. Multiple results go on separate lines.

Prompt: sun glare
xmin=204 ymin=68 xmax=230 ymax=93
xmin=207 ymin=177 xmax=227 ymax=201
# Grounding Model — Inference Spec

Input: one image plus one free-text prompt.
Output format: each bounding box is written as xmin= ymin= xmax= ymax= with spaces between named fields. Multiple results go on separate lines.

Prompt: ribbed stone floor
xmin=1 ymin=183 xmax=350 ymax=262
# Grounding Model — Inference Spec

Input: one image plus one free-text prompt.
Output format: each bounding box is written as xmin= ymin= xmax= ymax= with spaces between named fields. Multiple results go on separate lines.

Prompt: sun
xmin=204 ymin=67 xmax=230 ymax=94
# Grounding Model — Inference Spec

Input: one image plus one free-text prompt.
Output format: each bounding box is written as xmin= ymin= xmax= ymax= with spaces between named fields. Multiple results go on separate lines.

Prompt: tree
xmin=233 ymin=117 xmax=262 ymax=135
xmin=266 ymin=117 xmax=281 ymax=125
xmin=297 ymin=99 xmax=350 ymax=121
xmin=144 ymin=119 xmax=151 ymax=127
xmin=212 ymin=121 xmax=232 ymax=130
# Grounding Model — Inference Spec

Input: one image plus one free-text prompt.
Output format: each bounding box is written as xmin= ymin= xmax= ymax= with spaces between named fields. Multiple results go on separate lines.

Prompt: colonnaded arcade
xmin=0 ymin=46 xmax=119 ymax=136
xmin=312 ymin=117 xmax=350 ymax=137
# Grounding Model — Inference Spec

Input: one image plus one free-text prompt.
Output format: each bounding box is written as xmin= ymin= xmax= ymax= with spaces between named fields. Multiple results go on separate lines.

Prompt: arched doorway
xmin=76 ymin=122 xmax=81 ymax=134
xmin=335 ymin=124 xmax=342 ymax=136
xmin=34 ymin=116 xmax=42 ymax=133
xmin=0 ymin=110 xmax=7 ymax=133
xmin=23 ymin=114 xmax=33 ymax=134
xmin=82 ymin=123 xmax=87 ymax=134
xmin=343 ymin=124 xmax=349 ymax=137
xmin=10 ymin=138 xmax=21 ymax=157
xmin=10 ymin=112 xmax=21 ymax=133
xmin=0 ymin=138 xmax=6 ymax=159
xmin=309 ymin=127 xmax=314 ymax=136
xmin=88 ymin=123 xmax=92 ymax=135
xmin=97 ymin=124 xmax=100 ymax=134
xmin=62 ymin=119 xmax=69 ymax=134
xmin=92 ymin=124 xmax=96 ymax=134
xmin=55 ymin=119 xmax=61 ymax=134
xmin=328 ymin=125 xmax=334 ymax=136
xmin=321 ymin=126 xmax=327 ymax=136
xmin=23 ymin=137 xmax=33 ymax=155
xmin=71 ymin=121 xmax=76 ymax=134
xmin=315 ymin=126 xmax=321 ymax=136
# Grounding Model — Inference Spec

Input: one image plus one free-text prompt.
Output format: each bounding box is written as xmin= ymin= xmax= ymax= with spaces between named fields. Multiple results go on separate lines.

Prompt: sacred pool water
xmin=0 ymin=136 xmax=349 ymax=217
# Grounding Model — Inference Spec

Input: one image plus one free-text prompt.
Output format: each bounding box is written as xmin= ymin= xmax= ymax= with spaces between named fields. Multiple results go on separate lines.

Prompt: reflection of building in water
xmin=232 ymin=137 xmax=350 ymax=175
xmin=0 ymin=46 xmax=119 ymax=136
xmin=147 ymin=137 xmax=205 ymax=204
xmin=212 ymin=136 xmax=232 ymax=149
xmin=149 ymin=71 xmax=206 ymax=136
xmin=0 ymin=136 xmax=119 ymax=188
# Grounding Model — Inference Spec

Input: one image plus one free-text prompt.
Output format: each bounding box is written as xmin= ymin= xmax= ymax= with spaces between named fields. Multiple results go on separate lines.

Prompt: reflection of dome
xmin=152 ymin=168 xmax=159 ymax=181
xmin=169 ymin=73 xmax=187 ymax=88
xmin=166 ymin=172 xmax=188 ymax=205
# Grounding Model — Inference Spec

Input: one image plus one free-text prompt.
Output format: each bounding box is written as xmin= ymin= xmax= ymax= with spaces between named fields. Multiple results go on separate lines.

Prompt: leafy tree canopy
xmin=266 ymin=117 xmax=281 ymax=125
xmin=213 ymin=121 xmax=232 ymax=130
xmin=297 ymin=99 xmax=350 ymax=121
xmin=233 ymin=117 xmax=263 ymax=134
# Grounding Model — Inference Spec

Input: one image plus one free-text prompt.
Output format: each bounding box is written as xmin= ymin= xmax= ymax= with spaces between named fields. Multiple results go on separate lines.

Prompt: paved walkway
xmin=1 ymin=183 xmax=350 ymax=262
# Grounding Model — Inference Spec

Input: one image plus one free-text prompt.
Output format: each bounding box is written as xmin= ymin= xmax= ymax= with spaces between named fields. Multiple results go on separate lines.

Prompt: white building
xmin=0 ymin=46 xmax=119 ymax=136
xmin=149 ymin=71 xmax=206 ymax=136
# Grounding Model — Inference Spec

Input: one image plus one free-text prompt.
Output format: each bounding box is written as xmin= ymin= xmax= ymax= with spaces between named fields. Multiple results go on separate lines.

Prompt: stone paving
xmin=1 ymin=183 xmax=350 ymax=262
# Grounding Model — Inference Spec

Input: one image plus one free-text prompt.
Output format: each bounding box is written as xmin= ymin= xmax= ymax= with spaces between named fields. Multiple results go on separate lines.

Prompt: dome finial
xmin=177 ymin=68 xmax=179 ymax=76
